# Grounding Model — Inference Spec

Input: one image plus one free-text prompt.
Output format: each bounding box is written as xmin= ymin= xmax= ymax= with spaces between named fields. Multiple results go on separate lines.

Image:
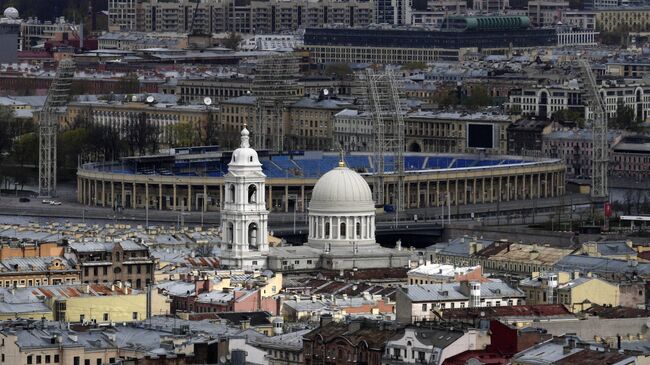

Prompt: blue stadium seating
xmin=404 ymin=156 xmax=425 ymax=170
xmin=474 ymin=159 xmax=502 ymax=167
xmin=424 ymin=157 xmax=454 ymax=169
xmin=452 ymin=159 xmax=476 ymax=168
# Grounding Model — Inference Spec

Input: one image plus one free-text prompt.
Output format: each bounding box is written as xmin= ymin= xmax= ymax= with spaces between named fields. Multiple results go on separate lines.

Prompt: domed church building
xmin=219 ymin=127 xmax=411 ymax=272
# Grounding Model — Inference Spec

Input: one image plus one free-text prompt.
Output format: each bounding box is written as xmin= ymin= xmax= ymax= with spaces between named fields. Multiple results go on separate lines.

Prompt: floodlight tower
xmin=38 ymin=59 xmax=75 ymax=198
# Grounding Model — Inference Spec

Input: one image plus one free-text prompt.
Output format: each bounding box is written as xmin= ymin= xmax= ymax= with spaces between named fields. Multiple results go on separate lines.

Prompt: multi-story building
xmin=395 ymin=280 xmax=526 ymax=323
xmin=542 ymin=129 xmax=622 ymax=178
xmin=404 ymin=111 xmax=511 ymax=155
xmin=507 ymin=80 xmax=650 ymax=122
xmin=611 ymin=135 xmax=650 ymax=179
xmin=133 ymin=0 xmax=375 ymax=34
xmin=0 ymin=256 xmax=79 ymax=288
xmin=108 ymin=0 xmax=137 ymax=31
xmin=0 ymin=283 xmax=169 ymax=323
xmin=65 ymin=99 xmax=218 ymax=144
xmin=303 ymin=319 xmax=399 ymax=365
xmin=507 ymin=119 xmax=553 ymax=155
xmin=332 ymin=109 xmax=373 ymax=151
xmin=305 ymin=16 xmax=557 ymax=64
xmin=68 ymin=240 xmax=156 ymax=289
xmin=519 ymin=272 xmax=621 ymax=312
xmin=607 ymin=58 xmax=650 ymax=78
xmin=527 ymin=0 xmax=569 ymax=26
xmin=287 ymin=98 xmax=351 ymax=151
xmin=407 ymin=263 xmax=485 ymax=285
xmin=596 ymin=8 xmax=650 ymax=32
xmin=18 ymin=17 xmax=79 ymax=51
xmin=384 ymin=324 xmax=490 ymax=364
xmin=562 ymin=10 xmax=597 ymax=30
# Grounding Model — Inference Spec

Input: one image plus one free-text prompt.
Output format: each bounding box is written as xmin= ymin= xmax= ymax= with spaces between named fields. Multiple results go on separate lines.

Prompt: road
xmin=0 ymin=191 xmax=596 ymax=229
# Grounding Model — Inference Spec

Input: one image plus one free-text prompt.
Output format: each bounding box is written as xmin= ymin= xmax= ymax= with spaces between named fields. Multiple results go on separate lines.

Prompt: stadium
xmin=77 ymin=147 xmax=566 ymax=213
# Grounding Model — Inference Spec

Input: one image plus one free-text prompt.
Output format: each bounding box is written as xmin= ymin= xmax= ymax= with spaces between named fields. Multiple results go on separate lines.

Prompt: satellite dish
xmin=219 ymin=356 xmax=226 ymax=364
xmin=131 ymin=95 xmax=138 ymax=102
xmin=203 ymin=97 xmax=212 ymax=106
xmin=246 ymin=90 xmax=252 ymax=95
xmin=323 ymin=88 xmax=329 ymax=96
xmin=145 ymin=95 xmax=155 ymax=104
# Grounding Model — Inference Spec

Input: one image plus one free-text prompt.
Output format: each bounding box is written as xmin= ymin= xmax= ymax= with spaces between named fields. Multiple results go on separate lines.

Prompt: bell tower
xmin=219 ymin=127 xmax=269 ymax=269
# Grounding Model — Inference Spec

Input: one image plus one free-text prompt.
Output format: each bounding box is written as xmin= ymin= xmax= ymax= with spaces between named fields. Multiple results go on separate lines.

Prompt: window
xmin=128 ymin=265 xmax=132 ymax=274
xmin=103 ymin=313 xmax=109 ymax=321
xmin=96 ymin=360 xmax=101 ymax=365
xmin=248 ymin=184 xmax=257 ymax=203
xmin=356 ymin=222 xmax=361 ymax=237
xmin=340 ymin=222 xmax=346 ymax=238
xmin=103 ymin=267 xmax=108 ymax=275
xmin=27 ymin=355 xmax=32 ymax=364
xmin=307 ymin=260 xmax=312 ymax=265
xmin=80 ymin=314 xmax=85 ymax=322
xmin=133 ymin=312 xmax=138 ymax=320
xmin=73 ymin=357 xmax=80 ymax=365
xmin=422 ymin=303 xmax=427 ymax=311
xmin=45 ymin=355 xmax=50 ymax=363
xmin=54 ymin=355 xmax=59 ymax=363
xmin=84 ymin=360 xmax=90 ymax=365
xmin=325 ymin=222 xmax=330 ymax=238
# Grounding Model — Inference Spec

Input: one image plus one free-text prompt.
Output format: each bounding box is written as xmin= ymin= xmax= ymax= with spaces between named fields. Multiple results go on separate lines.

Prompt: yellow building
xmin=596 ymin=9 xmax=650 ymax=32
xmin=0 ymin=284 xmax=170 ymax=323
xmin=557 ymin=277 xmax=619 ymax=313
xmin=519 ymin=272 xmax=620 ymax=313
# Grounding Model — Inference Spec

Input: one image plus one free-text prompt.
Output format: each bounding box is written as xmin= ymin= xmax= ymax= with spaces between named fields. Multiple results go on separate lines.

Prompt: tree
xmin=552 ymin=109 xmax=585 ymax=127
xmin=436 ymin=86 xmax=460 ymax=108
xmin=612 ymin=102 xmax=638 ymax=130
xmin=0 ymin=106 xmax=15 ymax=154
xmin=115 ymin=73 xmax=140 ymax=94
xmin=201 ymin=117 xmax=219 ymax=146
xmin=402 ymin=61 xmax=428 ymax=71
xmin=223 ymin=32 xmax=242 ymax=50
xmin=87 ymin=124 xmax=123 ymax=161
xmin=167 ymin=123 xmax=200 ymax=147
xmin=126 ymin=112 xmax=159 ymax=155
xmin=462 ymin=85 xmax=493 ymax=110
xmin=324 ymin=63 xmax=353 ymax=79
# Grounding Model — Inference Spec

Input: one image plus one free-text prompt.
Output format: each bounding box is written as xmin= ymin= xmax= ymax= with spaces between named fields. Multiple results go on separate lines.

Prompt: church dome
xmin=229 ymin=127 xmax=262 ymax=168
xmin=309 ymin=162 xmax=374 ymax=213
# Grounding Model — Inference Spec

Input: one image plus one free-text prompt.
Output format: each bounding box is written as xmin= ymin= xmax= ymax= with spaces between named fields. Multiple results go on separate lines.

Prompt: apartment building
xmin=118 ymin=0 xmax=375 ymax=34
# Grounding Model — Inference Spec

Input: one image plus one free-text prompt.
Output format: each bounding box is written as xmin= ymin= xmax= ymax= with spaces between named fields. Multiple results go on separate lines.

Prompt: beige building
xmin=596 ymin=8 xmax=650 ymax=32
xmin=65 ymin=100 xmax=218 ymax=145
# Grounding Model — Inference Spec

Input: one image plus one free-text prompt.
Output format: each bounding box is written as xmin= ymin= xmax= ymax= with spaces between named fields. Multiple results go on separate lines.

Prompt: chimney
xmin=240 ymin=319 xmax=250 ymax=330
xmin=320 ymin=314 xmax=333 ymax=327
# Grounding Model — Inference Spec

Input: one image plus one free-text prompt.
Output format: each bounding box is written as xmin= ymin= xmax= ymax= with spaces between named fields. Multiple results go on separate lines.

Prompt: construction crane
xmin=38 ymin=59 xmax=75 ymax=198
xmin=578 ymin=58 xmax=608 ymax=199
xmin=363 ymin=68 xmax=405 ymax=212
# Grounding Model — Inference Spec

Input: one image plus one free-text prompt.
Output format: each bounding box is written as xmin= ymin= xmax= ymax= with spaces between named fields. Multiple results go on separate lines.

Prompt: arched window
xmin=248 ymin=184 xmax=257 ymax=203
xmin=248 ymin=223 xmax=258 ymax=250
xmin=325 ymin=222 xmax=331 ymax=239
xmin=340 ymin=222 xmax=346 ymax=238
xmin=356 ymin=222 xmax=361 ymax=238
xmin=226 ymin=222 xmax=234 ymax=243
xmin=228 ymin=184 xmax=235 ymax=203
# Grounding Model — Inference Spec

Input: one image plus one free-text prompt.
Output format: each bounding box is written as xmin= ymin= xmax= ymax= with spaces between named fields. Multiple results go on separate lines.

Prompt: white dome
xmin=309 ymin=164 xmax=374 ymax=213
xmin=3 ymin=7 xmax=18 ymax=19
xmin=229 ymin=127 xmax=262 ymax=168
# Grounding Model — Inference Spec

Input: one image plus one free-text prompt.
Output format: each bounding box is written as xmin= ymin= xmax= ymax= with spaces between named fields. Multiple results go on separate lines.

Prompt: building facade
xmin=69 ymin=240 xmax=155 ymax=289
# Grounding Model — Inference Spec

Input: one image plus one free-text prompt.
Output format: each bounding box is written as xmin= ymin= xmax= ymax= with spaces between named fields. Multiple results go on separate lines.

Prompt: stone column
xmin=111 ymin=182 xmax=115 ymax=208
xmin=203 ymin=184 xmax=207 ymax=212
xmin=101 ymin=180 xmax=106 ymax=207
xmin=301 ymin=185 xmax=305 ymax=213
xmin=159 ymin=183 xmax=163 ymax=210
xmin=173 ymin=183 xmax=177 ymax=210
xmin=121 ymin=181 xmax=126 ymax=208
xmin=145 ymin=182 xmax=149 ymax=211
xmin=187 ymin=184 xmax=192 ymax=211
xmin=284 ymin=185 xmax=289 ymax=213
xmin=132 ymin=183 xmax=136 ymax=209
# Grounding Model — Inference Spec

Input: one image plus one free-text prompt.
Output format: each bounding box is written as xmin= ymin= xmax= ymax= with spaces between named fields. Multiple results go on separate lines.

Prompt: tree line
xmin=0 ymin=106 xmax=219 ymax=191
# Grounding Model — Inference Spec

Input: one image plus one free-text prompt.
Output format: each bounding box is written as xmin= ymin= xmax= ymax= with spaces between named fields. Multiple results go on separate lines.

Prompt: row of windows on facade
xmin=83 ymin=264 xmax=151 ymax=276
xmin=26 ymin=355 xmax=120 ymax=365
xmin=420 ymin=299 xmax=516 ymax=311
xmin=0 ymin=278 xmax=73 ymax=287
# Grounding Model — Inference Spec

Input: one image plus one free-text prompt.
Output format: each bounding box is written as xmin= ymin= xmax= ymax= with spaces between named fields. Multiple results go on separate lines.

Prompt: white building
xmin=218 ymin=127 xmax=411 ymax=271
xmin=219 ymin=127 xmax=270 ymax=270
xmin=384 ymin=325 xmax=490 ymax=364
xmin=395 ymin=281 xmax=525 ymax=323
